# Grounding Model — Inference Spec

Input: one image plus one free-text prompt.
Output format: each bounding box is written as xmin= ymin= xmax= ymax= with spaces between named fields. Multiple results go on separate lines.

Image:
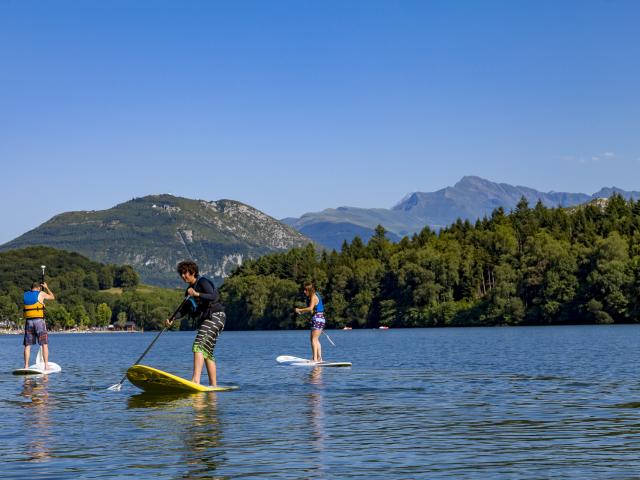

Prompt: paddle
xmin=295 ymin=311 xmax=337 ymax=347
xmin=107 ymin=297 xmax=189 ymax=391
xmin=322 ymin=331 xmax=336 ymax=346
xmin=40 ymin=265 xmax=46 ymax=323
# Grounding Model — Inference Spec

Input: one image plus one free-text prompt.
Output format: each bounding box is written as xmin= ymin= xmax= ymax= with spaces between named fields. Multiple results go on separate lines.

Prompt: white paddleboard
xmin=276 ymin=355 xmax=352 ymax=367
xmin=12 ymin=348 xmax=61 ymax=375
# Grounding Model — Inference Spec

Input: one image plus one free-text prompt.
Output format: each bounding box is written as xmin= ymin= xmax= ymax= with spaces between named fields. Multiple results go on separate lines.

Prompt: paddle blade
xmin=36 ymin=347 xmax=44 ymax=364
xmin=107 ymin=383 xmax=122 ymax=391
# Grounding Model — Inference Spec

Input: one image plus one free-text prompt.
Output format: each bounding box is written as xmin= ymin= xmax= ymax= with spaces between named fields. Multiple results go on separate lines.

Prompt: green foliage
xmin=0 ymin=246 xmax=181 ymax=330
xmin=96 ymin=303 xmax=112 ymax=327
xmin=116 ymin=311 xmax=127 ymax=328
xmin=222 ymin=196 xmax=640 ymax=328
xmin=220 ymin=274 xmax=298 ymax=330
xmin=0 ymin=295 xmax=20 ymax=325
xmin=46 ymin=303 xmax=72 ymax=330
xmin=114 ymin=265 xmax=140 ymax=288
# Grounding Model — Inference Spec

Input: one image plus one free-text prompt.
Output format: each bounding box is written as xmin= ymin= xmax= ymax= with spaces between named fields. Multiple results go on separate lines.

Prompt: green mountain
xmin=0 ymin=195 xmax=312 ymax=287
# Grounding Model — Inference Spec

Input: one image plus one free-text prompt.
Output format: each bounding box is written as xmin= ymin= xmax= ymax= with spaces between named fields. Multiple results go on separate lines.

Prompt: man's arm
xmin=192 ymin=278 xmax=218 ymax=302
xmin=166 ymin=295 xmax=191 ymax=327
xmin=39 ymin=283 xmax=54 ymax=301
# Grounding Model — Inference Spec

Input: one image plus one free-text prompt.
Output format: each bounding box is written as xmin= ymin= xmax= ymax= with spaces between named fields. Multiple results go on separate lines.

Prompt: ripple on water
xmin=3 ymin=327 xmax=640 ymax=478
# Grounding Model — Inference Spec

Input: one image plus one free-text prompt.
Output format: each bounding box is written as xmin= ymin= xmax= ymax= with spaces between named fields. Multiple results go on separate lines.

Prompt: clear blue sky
xmin=1 ymin=0 xmax=639 ymax=244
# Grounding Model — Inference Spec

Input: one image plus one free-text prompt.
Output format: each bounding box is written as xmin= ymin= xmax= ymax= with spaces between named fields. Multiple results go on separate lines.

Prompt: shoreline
xmin=0 ymin=329 xmax=144 ymax=335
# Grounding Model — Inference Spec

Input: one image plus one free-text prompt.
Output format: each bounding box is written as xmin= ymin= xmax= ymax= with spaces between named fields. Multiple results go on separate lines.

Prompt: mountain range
xmin=283 ymin=176 xmax=640 ymax=250
xmin=0 ymin=195 xmax=311 ymax=287
xmin=2 ymin=177 xmax=639 ymax=287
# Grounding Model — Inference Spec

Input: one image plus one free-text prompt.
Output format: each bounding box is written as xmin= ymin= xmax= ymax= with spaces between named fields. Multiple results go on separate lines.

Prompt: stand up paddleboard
xmin=276 ymin=355 xmax=352 ymax=367
xmin=126 ymin=365 xmax=239 ymax=393
xmin=12 ymin=348 xmax=62 ymax=375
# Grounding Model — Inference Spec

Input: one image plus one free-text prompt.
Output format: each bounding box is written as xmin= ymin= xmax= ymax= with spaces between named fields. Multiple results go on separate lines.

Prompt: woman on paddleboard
xmin=295 ymin=282 xmax=325 ymax=363
xmin=166 ymin=261 xmax=225 ymax=386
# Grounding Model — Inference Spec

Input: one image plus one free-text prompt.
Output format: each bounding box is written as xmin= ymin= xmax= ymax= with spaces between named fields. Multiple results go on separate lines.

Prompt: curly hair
xmin=177 ymin=261 xmax=199 ymax=276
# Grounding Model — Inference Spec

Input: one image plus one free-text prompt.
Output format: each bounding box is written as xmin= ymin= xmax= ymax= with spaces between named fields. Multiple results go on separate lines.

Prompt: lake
xmin=2 ymin=325 xmax=640 ymax=479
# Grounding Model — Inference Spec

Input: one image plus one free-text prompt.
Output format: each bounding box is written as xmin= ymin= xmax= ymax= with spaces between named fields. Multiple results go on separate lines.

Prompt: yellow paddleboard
xmin=127 ymin=364 xmax=239 ymax=393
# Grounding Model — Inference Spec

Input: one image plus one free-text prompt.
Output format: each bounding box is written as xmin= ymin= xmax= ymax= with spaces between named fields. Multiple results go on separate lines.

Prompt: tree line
xmin=220 ymin=195 xmax=640 ymax=329
xmin=0 ymin=246 xmax=183 ymax=330
xmin=3 ymin=196 xmax=639 ymax=332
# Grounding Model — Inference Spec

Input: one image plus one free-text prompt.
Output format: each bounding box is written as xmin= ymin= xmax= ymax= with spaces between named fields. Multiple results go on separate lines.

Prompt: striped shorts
xmin=192 ymin=312 xmax=225 ymax=361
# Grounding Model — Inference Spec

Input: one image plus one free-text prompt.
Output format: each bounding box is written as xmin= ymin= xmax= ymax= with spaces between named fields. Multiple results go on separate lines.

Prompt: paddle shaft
xmin=111 ymin=296 xmax=189 ymax=388
xmin=296 ymin=311 xmax=336 ymax=346
xmin=322 ymin=330 xmax=336 ymax=346
xmin=40 ymin=266 xmax=46 ymax=322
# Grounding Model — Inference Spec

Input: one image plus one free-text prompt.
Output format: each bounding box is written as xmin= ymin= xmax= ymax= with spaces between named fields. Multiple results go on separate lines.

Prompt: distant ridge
xmin=0 ymin=195 xmax=311 ymax=287
xmin=285 ymin=176 xmax=640 ymax=249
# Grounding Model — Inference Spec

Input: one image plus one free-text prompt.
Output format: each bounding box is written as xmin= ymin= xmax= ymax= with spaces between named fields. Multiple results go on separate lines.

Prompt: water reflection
xmin=20 ymin=376 xmax=52 ymax=462
xmin=307 ymin=367 xmax=327 ymax=477
xmin=126 ymin=392 xmax=224 ymax=478
xmin=181 ymin=393 xmax=224 ymax=478
xmin=127 ymin=392 xmax=195 ymax=409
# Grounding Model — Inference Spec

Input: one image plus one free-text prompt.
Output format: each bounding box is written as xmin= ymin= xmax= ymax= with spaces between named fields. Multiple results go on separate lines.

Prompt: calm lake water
xmin=2 ymin=325 xmax=640 ymax=479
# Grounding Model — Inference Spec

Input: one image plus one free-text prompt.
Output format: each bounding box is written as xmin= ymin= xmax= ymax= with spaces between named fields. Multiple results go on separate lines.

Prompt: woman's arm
xmin=295 ymin=294 xmax=318 ymax=314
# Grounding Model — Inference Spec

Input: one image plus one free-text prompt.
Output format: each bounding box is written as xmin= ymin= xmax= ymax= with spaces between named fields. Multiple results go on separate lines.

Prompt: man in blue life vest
xmin=23 ymin=281 xmax=55 ymax=370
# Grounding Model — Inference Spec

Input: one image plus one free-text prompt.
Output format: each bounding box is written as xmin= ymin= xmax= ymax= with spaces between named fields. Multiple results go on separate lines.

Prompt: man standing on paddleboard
xmin=295 ymin=282 xmax=325 ymax=363
xmin=166 ymin=261 xmax=225 ymax=386
xmin=23 ymin=281 xmax=55 ymax=370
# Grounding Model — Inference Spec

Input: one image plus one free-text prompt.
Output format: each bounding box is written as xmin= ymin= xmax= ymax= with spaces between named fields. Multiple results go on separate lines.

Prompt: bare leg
xmin=204 ymin=359 xmax=217 ymax=386
xmin=311 ymin=329 xmax=323 ymax=362
xmin=310 ymin=330 xmax=314 ymax=361
xmin=42 ymin=344 xmax=49 ymax=371
xmin=24 ymin=345 xmax=30 ymax=369
xmin=192 ymin=351 xmax=204 ymax=384
xmin=316 ymin=330 xmax=323 ymax=362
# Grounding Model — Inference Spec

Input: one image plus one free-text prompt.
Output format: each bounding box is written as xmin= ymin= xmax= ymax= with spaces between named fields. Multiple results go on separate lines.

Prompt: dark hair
xmin=177 ymin=261 xmax=199 ymax=276
xmin=303 ymin=282 xmax=315 ymax=295
xmin=31 ymin=281 xmax=41 ymax=290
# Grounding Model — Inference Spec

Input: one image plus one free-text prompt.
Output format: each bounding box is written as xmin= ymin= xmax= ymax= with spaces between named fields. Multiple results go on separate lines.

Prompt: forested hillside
xmin=221 ymin=195 xmax=640 ymax=329
xmin=5 ymin=195 xmax=640 ymax=333
xmin=0 ymin=247 xmax=183 ymax=330
xmin=1 ymin=195 xmax=311 ymax=286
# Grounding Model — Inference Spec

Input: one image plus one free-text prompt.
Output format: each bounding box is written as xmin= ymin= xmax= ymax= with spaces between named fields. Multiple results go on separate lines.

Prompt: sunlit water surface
xmin=2 ymin=326 xmax=640 ymax=479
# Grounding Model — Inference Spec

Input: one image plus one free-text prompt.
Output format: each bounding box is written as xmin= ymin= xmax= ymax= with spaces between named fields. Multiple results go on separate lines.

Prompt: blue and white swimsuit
xmin=310 ymin=293 xmax=326 ymax=331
